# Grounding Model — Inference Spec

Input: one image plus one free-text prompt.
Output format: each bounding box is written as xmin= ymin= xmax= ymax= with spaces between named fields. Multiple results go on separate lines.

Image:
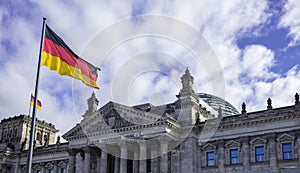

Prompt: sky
xmin=0 ymin=0 xmax=300 ymax=137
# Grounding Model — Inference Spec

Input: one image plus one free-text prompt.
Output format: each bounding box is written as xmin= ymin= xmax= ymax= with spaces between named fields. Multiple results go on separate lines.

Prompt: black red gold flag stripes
xmin=30 ymin=94 xmax=42 ymax=110
xmin=42 ymin=25 xmax=100 ymax=89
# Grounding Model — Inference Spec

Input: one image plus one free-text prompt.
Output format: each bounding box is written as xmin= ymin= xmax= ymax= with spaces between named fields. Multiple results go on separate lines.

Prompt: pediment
xmin=225 ymin=140 xmax=240 ymax=147
xmin=202 ymin=143 xmax=216 ymax=150
xmin=277 ymin=133 xmax=295 ymax=142
xmin=63 ymin=101 xmax=162 ymax=140
xmin=250 ymin=137 xmax=267 ymax=145
xmin=33 ymin=164 xmax=41 ymax=170
xmin=58 ymin=161 xmax=66 ymax=167
xmin=45 ymin=162 xmax=53 ymax=169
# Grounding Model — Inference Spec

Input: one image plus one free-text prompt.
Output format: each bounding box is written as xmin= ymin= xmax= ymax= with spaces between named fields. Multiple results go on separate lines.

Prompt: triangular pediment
xmin=277 ymin=133 xmax=295 ymax=142
xmin=45 ymin=163 xmax=53 ymax=169
xmin=33 ymin=164 xmax=41 ymax=170
xmin=202 ymin=143 xmax=216 ymax=150
xmin=57 ymin=161 xmax=66 ymax=167
xmin=225 ymin=140 xmax=240 ymax=147
xmin=63 ymin=101 xmax=163 ymax=140
xmin=250 ymin=137 xmax=267 ymax=145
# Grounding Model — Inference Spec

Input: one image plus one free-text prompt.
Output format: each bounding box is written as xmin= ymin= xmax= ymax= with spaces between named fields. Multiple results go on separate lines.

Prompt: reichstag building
xmin=0 ymin=69 xmax=300 ymax=173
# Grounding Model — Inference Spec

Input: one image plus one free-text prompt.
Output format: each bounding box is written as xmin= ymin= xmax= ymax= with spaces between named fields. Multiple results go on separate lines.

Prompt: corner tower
xmin=177 ymin=68 xmax=200 ymax=125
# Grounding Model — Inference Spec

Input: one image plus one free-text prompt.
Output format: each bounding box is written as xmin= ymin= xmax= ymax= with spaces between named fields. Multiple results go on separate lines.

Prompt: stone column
xmin=84 ymin=147 xmax=91 ymax=173
xmin=197 ymin=145 xmax=202 ymax=172
xmin=218 ymin=140 xmax=225 ymax=173
xmin=13 ymin=154 xmax=20 ymax=173
xmin=179 ymin=135 xmax=197 ymax=173
xmin=100 ymin=149 xmax=108 ymax=173
xmin=298 ymin=134 xmax=300 ymax=167
xmin=67 ymin=150 xmax=76 ymax=173
xmin=1 ymin=164 xmax=8 ymax=173
xmin=139 ymin=141 xmax=147 ymax=173
xmin=75 ymin=152 xmax=83 ymax=173
xmin=114 ymin=157 xmax=120 ymax=173
xmin=120 ymin=143 xmax=127 ymax=173
xmin=133 ymin=151 xmax=139 ymax=173
xmin=160 ymin=138 xmax=168 ymax=173
xmin=242 ymin=137 xmax=250 ymax=171
xmin=53 ymin=161 xmax=58 ymax=173
xmin=151 ymin=149 xmax=159 ymax=173
xmin=269 ymin=135 xmax=279 ymax=173
xmin=41 ymin=163 xmax=46 ymax=173
xmin=171 ymin=150 xmax=179 ymax=173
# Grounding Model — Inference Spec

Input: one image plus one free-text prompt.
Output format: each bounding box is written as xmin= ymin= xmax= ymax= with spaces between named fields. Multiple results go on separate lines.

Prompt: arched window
xmin=9 ymin=128 xmax=12 ymax=138
xmin=4 ymin=130 xmax=7 ymax=139
xmin=14 ymin=127 xmax=18 ymax=138
xmin=36 ymin=132 xmax=41 ymax=141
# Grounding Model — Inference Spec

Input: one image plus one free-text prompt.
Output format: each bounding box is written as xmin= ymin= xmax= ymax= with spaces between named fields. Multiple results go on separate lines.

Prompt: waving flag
xmin=30 ymin=94 xmax=42 ymax=110
xmin=41 ymin=25 xmax=100 ymax=89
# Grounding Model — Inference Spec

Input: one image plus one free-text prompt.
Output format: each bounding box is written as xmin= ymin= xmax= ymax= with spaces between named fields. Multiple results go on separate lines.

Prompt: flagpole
xmin=26 ymin=17 xmax=46 ymax=173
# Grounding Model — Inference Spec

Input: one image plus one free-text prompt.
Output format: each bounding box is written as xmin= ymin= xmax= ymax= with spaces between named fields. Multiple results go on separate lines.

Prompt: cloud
xmin=242 ymin=45 xmax=278 ymax=79
xmin=279 ymin=0 xmax=300 ymax=47
xmin=0 ymin=0 xmax=300 ymax=137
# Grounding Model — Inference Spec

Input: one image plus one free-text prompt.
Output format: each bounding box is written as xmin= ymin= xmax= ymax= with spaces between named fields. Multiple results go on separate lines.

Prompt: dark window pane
xmin=282 ymin=143 xmax=293 ymax=160
xmin=255 ymin=146 xmax=264 ymax=162
xmin=207 ymin=151 xmax=215 ymax=166
xmin=230 ymin=149 xmax=239 ymax=164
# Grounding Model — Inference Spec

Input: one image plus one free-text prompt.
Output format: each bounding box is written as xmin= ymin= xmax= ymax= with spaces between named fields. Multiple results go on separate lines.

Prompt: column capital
xmin=242 ymin=137 xmax=249 ymax=144
xmin=267 ymin=133 xmax=276 ymax=141
xmin=217 ymin=139 xmax=225 ymax=146
xmin=67 ymin=148 xmax=77 ymax=156
xmin=119 ymin=141 xmax=128 ymax=149
xmin=137 ymin=140 xmax=147 ymax=147
xmin=159 ymin=136 xmax=170 ymax=146
xmin=82 ymin=146 xmax=91 ymax=153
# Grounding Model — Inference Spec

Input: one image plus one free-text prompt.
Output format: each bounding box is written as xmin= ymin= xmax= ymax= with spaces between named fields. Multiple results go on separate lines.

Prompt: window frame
xmin=206 ymin=151 xmax=215 ymax=167
xmin=282 ymin=142 xmax=293 ymax=160
xmin=230 ymin=148 xmax=239 ymax=164
xmin=255 ymin=145 xmax=265 ymax=162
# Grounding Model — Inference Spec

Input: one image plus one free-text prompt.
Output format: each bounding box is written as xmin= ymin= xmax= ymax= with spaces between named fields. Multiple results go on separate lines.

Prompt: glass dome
xmin=197 ymin=93 xmax=239 ymax=117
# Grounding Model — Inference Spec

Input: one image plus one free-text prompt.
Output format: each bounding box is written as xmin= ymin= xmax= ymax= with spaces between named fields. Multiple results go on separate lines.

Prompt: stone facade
xmin=0 ymin=69 xmax=300 ymax=173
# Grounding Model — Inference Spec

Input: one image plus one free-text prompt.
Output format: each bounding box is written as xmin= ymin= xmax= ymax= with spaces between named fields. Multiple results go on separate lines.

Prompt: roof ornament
xmin=295 ymin=93 xmax=299 ymax=105
xmin=180 ymin=67 xmax=195 ymax=94
xmin=218 ymin=106 xmax=223 ymax=117
xmin=241 ymin=102 xmax=247 ymax=114
xmin=267 ymin=98 xmax=272 ymax=110
xmin=86 ymin=92 xmax=99 ymax=113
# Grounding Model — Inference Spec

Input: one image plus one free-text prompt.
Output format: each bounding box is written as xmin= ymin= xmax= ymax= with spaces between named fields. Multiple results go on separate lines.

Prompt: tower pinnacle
xmin=179 ymin=67 xmax=195 ymax=96
xmin=86 ymin=92 xmax=99 ymax=113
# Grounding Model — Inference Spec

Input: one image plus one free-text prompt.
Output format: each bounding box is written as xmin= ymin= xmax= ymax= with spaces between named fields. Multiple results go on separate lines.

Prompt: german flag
xmin=42 ymin=25 xmax=100 ymax=89
xmin=30 ymin=94 xmax=42 ymax=110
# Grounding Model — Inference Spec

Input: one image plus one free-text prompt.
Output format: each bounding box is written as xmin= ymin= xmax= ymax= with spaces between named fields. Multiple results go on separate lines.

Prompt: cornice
xmin=197 ymin=106 xmax=300 ymax=131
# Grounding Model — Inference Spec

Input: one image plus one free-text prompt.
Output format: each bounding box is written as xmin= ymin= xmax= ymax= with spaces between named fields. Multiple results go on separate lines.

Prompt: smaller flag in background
xmin=30 ymin=94 xmax=42 ymax=110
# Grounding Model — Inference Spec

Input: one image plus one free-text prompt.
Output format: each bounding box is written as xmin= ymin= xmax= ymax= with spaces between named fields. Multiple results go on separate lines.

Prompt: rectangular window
xmin=282 ymin=143 xmax=293 ymax=160
xmin=230 ymin=149 xmax=239 ymax=164
xmin=48 ymin=169 xmax=53 ymax=173
xmin=206 ymin=151 xmax=215 ymax=166
xmin=255 ymin=146 xmax=265 ymax=162
xmin=60 ymin=168 xmax=66 ymax=173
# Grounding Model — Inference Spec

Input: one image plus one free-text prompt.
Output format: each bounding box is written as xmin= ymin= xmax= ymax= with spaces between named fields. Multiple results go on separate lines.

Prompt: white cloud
xmin=242 ymin=45 xmax=278 ymax=79
xmin=0 ymin=0 xmax=300 ymax=137
xmin=279 ymin=0 xmax=300 ymax=47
